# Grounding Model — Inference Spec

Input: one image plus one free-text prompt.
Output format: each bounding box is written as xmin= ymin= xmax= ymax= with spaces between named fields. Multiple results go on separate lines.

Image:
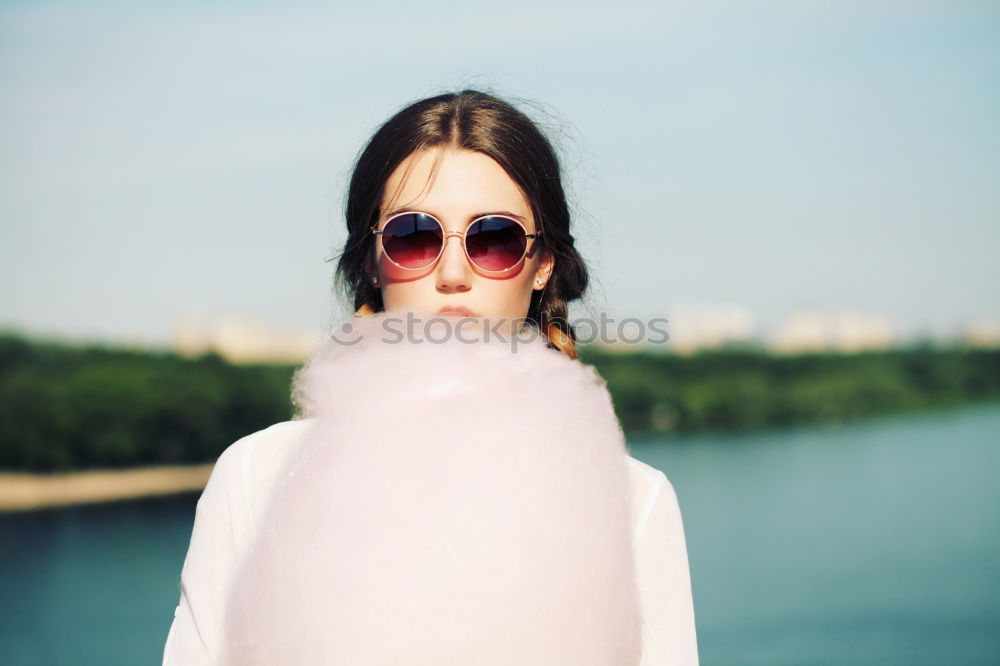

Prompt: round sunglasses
xmin=371 ymin=212 xmax=543 ymax=273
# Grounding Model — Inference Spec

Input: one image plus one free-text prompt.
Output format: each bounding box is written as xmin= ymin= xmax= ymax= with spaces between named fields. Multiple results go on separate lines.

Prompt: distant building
xmin=958 ymin=317 xmax=1000 ymax=348
xmin=171 ymin=312 xmax=325 ymax=364
xmin=663 ymin=303 xmax=757 ymax=354
xmin=765 ymin=307 xmax=895 ymax=354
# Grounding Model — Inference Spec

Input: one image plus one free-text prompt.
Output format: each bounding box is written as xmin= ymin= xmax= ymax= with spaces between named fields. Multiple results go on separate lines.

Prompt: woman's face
xmin=374 ymin=146 xmax=554 ymax=323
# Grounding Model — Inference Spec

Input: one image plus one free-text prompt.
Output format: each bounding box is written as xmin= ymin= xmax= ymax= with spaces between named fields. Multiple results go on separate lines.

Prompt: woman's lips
xmin=436 ymin=306 xmax=478 ymax=318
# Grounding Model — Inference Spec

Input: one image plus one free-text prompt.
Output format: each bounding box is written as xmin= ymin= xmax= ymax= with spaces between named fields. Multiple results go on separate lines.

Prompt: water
xmin=0 ymin=493 xmax=198 ymax=665
xmin=629 ymin=402 xmax=1000 ymax=665
xmin=1 ymin=403 xmax=998 ymax=665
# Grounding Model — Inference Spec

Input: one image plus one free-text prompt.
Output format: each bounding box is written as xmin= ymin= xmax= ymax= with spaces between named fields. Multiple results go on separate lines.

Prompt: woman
xmin=162 ymin=90 xmax=699 ymax=665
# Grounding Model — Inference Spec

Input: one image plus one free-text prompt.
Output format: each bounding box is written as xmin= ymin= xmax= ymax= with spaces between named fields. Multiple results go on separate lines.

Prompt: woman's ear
xmin=533 ymin=252 xmax=555 ymax=290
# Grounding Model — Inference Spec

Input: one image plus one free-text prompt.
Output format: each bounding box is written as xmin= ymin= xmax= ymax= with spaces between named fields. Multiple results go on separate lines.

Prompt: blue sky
xmin=1 ymin=0 xmax=998 ymax=346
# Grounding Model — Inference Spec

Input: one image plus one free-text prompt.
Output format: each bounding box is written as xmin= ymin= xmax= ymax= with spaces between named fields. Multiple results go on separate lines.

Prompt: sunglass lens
xmin=466 ymin=217 xmax=528 ymax=271
xmin=382 ymin=213 xmax=443 ymax=269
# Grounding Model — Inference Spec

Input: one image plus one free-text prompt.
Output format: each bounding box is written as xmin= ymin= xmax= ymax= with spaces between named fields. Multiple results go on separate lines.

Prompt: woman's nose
xmin=435 ymin=233 xmax=472 ymax=293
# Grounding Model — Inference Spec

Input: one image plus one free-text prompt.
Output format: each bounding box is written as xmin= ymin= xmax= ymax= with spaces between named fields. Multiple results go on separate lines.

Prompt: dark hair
xmin=333 ymin=89 xmax=588 ymax=348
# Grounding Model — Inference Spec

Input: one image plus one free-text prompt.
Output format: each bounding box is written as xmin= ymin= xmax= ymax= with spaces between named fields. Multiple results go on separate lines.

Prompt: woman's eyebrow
xmin=381 ymin=206 xmax=420 ymax=220
xmin=475 ymin=210 xmax=529 ymax=223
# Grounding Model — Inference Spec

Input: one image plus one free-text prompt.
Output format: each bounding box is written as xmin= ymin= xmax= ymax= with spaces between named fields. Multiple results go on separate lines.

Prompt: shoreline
xmin=0 ymin=463 xmax=214 ymax=513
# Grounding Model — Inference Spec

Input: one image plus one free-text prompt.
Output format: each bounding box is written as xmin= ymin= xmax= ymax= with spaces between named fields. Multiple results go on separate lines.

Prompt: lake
xmin=2 ymin=402 xmax=998 ymax=665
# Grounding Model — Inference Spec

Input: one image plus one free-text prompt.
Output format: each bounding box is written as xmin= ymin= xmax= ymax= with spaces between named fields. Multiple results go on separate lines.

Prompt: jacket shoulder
xmin=214 ymin=419 xmax=315 ymax=474
xmin=220 ymin=418 xmax=314 ymax=459
xmin=625 ymin=455 xmax=670 ymax=545
xmin=207 ymin=419 xmax=316 ymax=528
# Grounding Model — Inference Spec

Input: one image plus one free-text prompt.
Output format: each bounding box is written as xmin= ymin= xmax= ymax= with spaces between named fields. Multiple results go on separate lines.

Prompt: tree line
xmin=1 ymin=331 xmax=998 ymax=470
xmin=578 ymin=343 xmax=1000 ymax=436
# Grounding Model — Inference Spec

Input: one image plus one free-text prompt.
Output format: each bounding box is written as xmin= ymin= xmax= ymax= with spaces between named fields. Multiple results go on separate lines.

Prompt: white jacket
xmin=161 ymin=419 xmax=699 ymax=665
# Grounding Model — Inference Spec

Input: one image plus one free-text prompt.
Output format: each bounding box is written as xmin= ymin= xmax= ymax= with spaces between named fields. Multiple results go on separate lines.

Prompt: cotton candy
xmin=221 ymin=308 xmax=642 ymax=665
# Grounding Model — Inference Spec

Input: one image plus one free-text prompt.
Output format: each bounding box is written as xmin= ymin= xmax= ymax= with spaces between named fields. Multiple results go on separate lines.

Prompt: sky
xmin=1 ymin=0 xmax=998 ymax=348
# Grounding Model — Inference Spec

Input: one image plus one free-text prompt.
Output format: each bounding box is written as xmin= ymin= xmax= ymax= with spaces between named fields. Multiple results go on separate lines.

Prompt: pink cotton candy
xmin=222 ymin=309 xmax=642 ymax=665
